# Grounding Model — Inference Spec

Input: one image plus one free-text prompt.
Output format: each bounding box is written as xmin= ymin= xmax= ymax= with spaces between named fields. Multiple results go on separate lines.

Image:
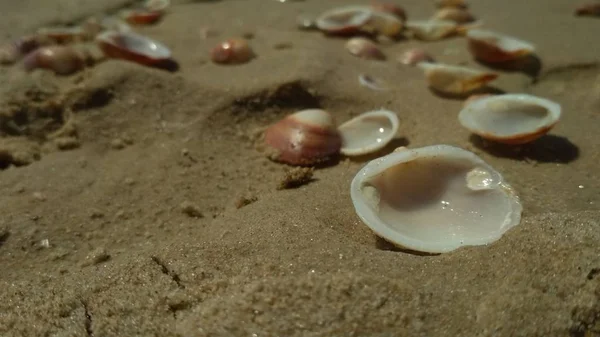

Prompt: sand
xmin=0 ymin=0 xmax=599 ymax=336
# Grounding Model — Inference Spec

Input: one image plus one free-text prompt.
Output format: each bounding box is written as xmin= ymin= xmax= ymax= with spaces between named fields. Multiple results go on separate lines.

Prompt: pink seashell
xmin=95 ymin=30 xmax=172 ymax=67
xmin=210 ymin=38 xmax=254 ymax=64
xmin=345 ymin=37 xmax=386 ymax=60
xmin=398 ymin=48 xmax=434 ymax=66
xmin=264 ymin=109 xmax=341 ymax=166
xmin=23 ymin=46 xmax=85 ymax=75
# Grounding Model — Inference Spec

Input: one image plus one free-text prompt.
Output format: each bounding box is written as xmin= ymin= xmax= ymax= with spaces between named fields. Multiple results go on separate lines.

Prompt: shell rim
xmin=350 ymin=144 xmax=523 ymax=253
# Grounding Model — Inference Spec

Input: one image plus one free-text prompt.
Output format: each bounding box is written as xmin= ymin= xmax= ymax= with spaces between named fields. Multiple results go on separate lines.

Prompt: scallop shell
xmin=95 ymin=30 xmax=172 ymax=66
xmin=345 ymin=38 xmax=385 ymax=60
xmin=338 ymin=109 xmax=399 ymax=156
xmin=417 ymin=62 xmax=498 ymax=95
xmin=458 ymin=94 xmax=561 ymax=144
xmin=466 ymin=29 xmax=535 ymax=63
xmin=350 ymin=145 xmax=522 ymax=253
xmin=264 ymin=109 xmax=342 ymax=166
xmin=315 ymin=6 xmax=373 ymax=35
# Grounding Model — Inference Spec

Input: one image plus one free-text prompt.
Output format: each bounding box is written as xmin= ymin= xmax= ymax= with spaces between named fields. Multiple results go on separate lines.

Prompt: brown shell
xmin=264 ymin=111 xmax=341 ymax=166
xmin=23 ymin=46 xmax=85 ymax=75
xmin=210 ymin=38 xmax=254 ymax=64
xmin=467 ymin=38 xmax=530 ymax=63
xmin=575 ymin=3 xmax=600 ymax=16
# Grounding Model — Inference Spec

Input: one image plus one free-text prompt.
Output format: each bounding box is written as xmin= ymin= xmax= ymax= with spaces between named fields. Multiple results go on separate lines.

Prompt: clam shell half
xmin=458 ymin=94 xmax=561 ymax=144
xmin=338 ymin=109 xmax=399 ymax=156
xmin=417 ymin=62 xmax=498 ymax=95
xmin=96 ymin=30 xmax=171 ymax=66
xmin=467 ymin=29 xmax=535 ymax=63
xmin=350 ymin=145 xmax=522 ymax=253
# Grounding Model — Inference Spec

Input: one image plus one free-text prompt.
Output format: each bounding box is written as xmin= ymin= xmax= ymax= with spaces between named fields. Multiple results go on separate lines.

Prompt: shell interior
xmin=467 ymin=29 xmax=535 ymax=53
xmin=338 ymin=109 xmax=399 ymax=156
xmin=458 ymin=94 xmax=561 ymax=138
xmin=98 ymin=31 xmax=171 ymax=59
xmin=350 ymin=145 xmax=522 ymax=253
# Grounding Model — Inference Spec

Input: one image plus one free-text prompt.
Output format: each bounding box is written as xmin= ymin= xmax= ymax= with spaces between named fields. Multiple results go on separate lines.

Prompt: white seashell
xmin=338 ymin=109 xmax=399 ymax=156
xmin=350 ymin=145 xmax=522 ymax=253
xmin=315 ymin=6 xmax=373 ymax=35
xmin=95 ymin=30 xmax=172 ymax=66
xmin=466 ymin=29 xmax=535 ymax=63
xmin=458 ymin=94 xmax=561 ymax=144
xmin=417 ymin=62 xmax=498 ymax=95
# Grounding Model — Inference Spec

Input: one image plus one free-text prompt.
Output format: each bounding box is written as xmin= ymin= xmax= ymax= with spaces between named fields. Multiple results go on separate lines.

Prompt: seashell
xmin=264 ymin=109 xmax=341 ymax=166
xmin=350 ymin=144 xmax=522 ymax=253
xmin=23 ymin=45 xmax=86 ymax=75
xmin=358 ymin=74 xmax=389 ymax=91
xmin=0 ymin=35 xmax=45 ymax=65
xmin=345 ymin=37 xmax=386 ymax=60
xmin=210 ymin=38 xmax=254 ymax=64
xmin=432 ymin=7 xmax=475 ymax=24
xmin=435 ymin=0 xmax=468 ymax=8
xmin=315 ymin=6 xmax=373 ymax=35
xmin=338 ymin=109 xmax=399 ymax=156
xmin=462 ymin=93 xmax=494 ymax=108
xmin=575 ymin=3 xmax=600 ymax=16
xmin=417 ymin=62 xmax=498 ymax=95
xmin=370 ymin=1 xmax=407 ymax=21
xmin=362 ymin=10 xmax=404 ymax=38
xmin=397 ymin=48 xmax=434 ymax=66
xmin=466 ymin=29 xmax=535 ymax=63
xmin=405 ymin=20 xmax=465 ymax=41
xmin=458 ymin=94 xmax=561 ymax=144
xmin=144 ymin=0 xmax=170 ymax=12
xmin=119 ymin=9 xmax=164 ymax=25
xmin=95 ymin=30 xmax=172 ymax=66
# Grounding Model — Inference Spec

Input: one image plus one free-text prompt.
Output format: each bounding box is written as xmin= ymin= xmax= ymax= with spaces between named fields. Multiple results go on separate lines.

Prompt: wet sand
xmin=0 ymin=0 xmax=599 ymax=336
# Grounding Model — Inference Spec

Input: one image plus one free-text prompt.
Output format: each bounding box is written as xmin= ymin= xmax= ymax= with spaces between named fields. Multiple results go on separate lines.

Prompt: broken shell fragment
xmin=417 ymin=62 xmax=498 ymax=95
xmin=23 ymin=46 xmax=86 ymax=75
xmin=575 ymin=3 xmax=600 ymax=16
xmin=345 ymin=37 xmax=385 ymax=60
xmin=467 ymin=29 xmax=535 ymax=63
xmin=315 ymin=6 xmax=373 ymax=35
xmin=264 ymin=109 xmax=342 ymax=166
xmin=458 ymin=94 xmax=561 ymax=144
xmin=96 ymin=30 xmax=172 ymax=67
xmin=210 ymin=38 xmax=254 ymax=64
xmin=358 ymin=74 xmax=389 ymax=91
xmin=350 ymin=144 xmax=522 ymax=253
xmin=406 ymin=20 xmax=467 ymax=41
xmin=370 ymin=1 xmax=407 ymax=21
xmin=432 ymin=7 xmax=475 ymax=24
xmin=398 ymin=48 xmax=434 ymax=66
xmin=338 ymin=109 xmax=399 ymax=156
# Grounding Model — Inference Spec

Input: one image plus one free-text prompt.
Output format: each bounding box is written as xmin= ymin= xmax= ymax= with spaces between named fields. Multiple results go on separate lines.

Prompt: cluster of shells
xmin=0 ymin=0 xmax=174 ymax=75
xmin=260 ymin=0 xmax=567 ymax=254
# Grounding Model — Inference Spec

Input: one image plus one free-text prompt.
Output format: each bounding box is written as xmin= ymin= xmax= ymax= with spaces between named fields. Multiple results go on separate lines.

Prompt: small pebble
xmin=277 ymin=167 xmax=314 ymax=190
xmin=54 ymin=136 xmax=80 ymax=150
xmin=110 ymin=138 xmax=126 ymax=150
xmin=32 ymin=192 xmax=46 ymax=201
xmin=83 ymin=247 xmax=111 ymax=266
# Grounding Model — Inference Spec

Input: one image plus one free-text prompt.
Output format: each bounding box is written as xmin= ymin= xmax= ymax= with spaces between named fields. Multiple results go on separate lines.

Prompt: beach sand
xmin=0 ymin=0 xmax=599 ymax=336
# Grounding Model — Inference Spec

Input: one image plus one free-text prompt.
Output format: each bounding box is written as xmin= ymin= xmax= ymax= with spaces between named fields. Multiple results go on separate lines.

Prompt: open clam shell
xmin=95 ymin=30 xmax=172 ymax=66
xmin=338 ymin=109 xmax=399 ymax=156
xmin=350 ymin=145 xmax=522 ymax=253
xmin=458 ymin=94 xmax=561 ymax=144
xmin=264 ymin=109 xmax=342 ymax=166
xmin=417 ymin=62 xmax=498 ymax=95
xmin=315 ymin=6 xmax=373 ymax=35
xmin=467 ymin=29 xmax=535 ymax=63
